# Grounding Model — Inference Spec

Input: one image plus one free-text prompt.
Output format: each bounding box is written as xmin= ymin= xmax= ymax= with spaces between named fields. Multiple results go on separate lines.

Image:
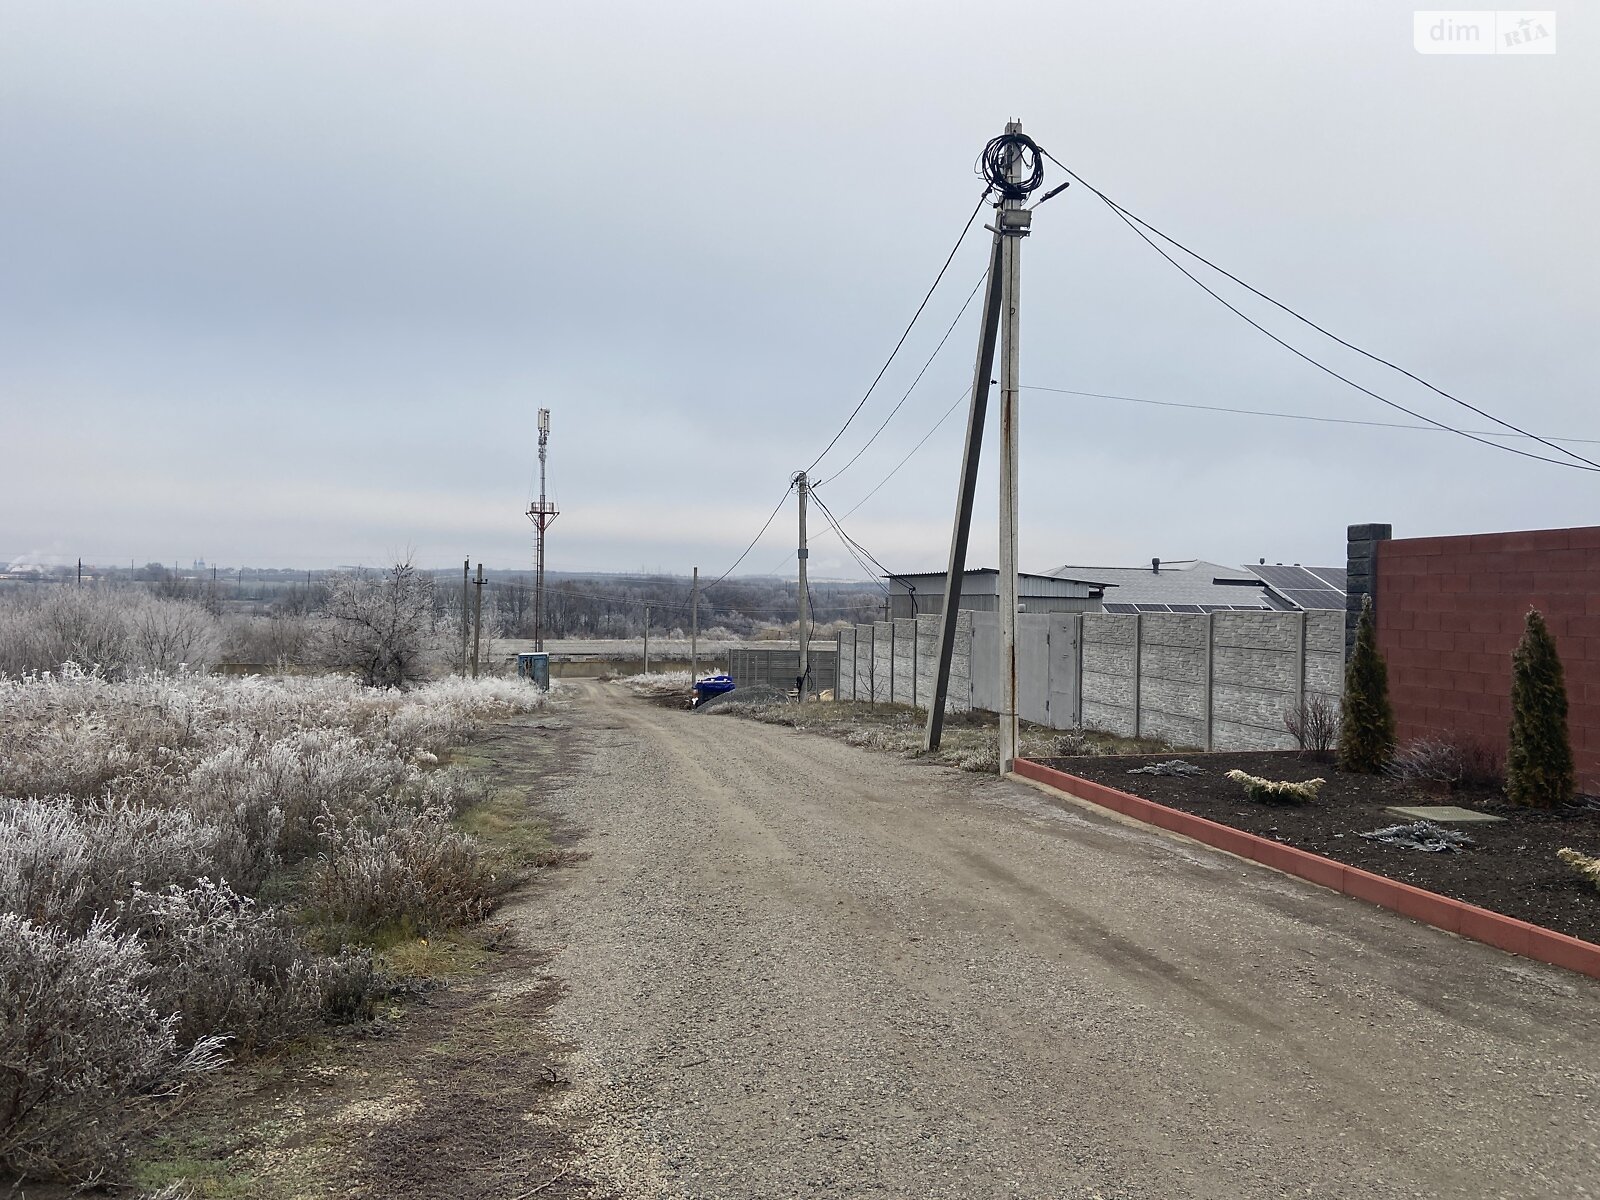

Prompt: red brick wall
xmin=1375 ymin=526 xmax=1600 ymax=792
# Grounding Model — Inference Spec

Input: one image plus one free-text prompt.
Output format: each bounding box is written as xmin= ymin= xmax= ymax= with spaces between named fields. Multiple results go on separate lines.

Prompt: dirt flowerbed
xmin=1038 ymin=751 xmax=1600 ymax=945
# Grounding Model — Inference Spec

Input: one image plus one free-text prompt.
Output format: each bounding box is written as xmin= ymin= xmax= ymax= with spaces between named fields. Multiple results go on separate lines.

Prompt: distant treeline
xmin=0 ymin=564 xmax=888 ymax=641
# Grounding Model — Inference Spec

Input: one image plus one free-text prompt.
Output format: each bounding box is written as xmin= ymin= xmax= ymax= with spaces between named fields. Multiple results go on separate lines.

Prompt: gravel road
xmin=519 ymin=682 xmax=1600 ymax=1199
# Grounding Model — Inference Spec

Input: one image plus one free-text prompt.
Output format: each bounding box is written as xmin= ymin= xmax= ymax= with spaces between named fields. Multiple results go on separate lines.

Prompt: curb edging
xmin=1013 ymin=758 xmax=1600 ymax=981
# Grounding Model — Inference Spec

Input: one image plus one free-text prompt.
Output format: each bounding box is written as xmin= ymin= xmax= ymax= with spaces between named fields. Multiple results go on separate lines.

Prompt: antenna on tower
xmin=526 ymin=408 xmax=559 ymax=651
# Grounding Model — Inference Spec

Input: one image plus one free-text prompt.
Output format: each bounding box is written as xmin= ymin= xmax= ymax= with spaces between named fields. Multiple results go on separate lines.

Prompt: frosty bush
xmin=0 ymin=588 xmax=221 ymax=680
xmin=0 ymin=914 xmax=225 ymax=1182
xmin=120 ymin=880 xmax=339 ymax=1054
xmin=0 ymin=669 xmax=546 ymax=1181
xmin=1557 ymin=847 xmax=1600 ymax=892
xmin=309 ymin=807 xmax=498 ymax=934
xmin=0 ymin=795 xmax=225 ymax=932
xmin=1226 ymin=769 xmax=1325 ymax=805
xmin=620 ymin=670 xmax=692 ymax=699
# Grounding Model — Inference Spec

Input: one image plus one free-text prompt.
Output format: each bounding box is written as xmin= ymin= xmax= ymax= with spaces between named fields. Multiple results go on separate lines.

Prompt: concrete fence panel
xmin=892 ymin=619 xmax=918 ymax=706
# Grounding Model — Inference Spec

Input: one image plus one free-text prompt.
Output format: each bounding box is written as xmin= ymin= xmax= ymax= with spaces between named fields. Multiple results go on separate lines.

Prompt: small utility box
xmin=516 ymin=652 xmax=551 ymax=690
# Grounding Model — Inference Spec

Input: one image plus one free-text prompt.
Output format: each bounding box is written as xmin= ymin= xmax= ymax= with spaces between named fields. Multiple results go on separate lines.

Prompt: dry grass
xmin=719 ymin=700 xmax=1169 ymax=772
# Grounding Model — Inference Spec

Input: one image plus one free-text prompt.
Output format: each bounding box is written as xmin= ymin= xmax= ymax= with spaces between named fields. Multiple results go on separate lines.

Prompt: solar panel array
xmin=1252 ymin=564 xmax=1346 ymax=611
xmin=1103 ymin=602 xmax=1274 ymax=615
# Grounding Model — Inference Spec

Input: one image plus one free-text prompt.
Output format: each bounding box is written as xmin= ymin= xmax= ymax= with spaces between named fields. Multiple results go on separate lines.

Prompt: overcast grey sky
xmin=3 ymin=1 xmax=1595 ymax=581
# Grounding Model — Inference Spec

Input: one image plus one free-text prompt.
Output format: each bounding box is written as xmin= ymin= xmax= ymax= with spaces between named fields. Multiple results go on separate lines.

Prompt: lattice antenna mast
xmin=526 ymin=408 xmax=560 ymax=651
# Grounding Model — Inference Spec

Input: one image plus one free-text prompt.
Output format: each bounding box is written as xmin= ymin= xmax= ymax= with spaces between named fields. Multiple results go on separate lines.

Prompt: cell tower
xmin=525 ymin=408 xmax=559 ymax=651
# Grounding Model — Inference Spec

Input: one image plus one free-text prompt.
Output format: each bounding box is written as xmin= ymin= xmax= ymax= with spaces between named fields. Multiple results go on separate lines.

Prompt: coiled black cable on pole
xmin=977 ymin=131 xmax=1044 ymax=201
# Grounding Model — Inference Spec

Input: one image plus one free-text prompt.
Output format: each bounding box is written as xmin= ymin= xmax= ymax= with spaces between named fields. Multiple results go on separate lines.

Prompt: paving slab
xmin=1386 ymin=804 xmax=1507 ymax=823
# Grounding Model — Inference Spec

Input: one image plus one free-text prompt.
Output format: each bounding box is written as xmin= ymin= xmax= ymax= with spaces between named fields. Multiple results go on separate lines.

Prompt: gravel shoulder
xmin=522 ymin=682 xmax=1600 ymax=1200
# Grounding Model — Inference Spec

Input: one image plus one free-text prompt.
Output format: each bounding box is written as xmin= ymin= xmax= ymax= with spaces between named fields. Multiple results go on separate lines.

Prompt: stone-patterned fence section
xmin=838 ymin=609 xmax=1344 ymax=752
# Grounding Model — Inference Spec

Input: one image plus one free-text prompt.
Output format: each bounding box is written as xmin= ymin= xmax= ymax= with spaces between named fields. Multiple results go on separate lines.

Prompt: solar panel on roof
xmin=1170 ymin=604 xmax=1203 ymax=613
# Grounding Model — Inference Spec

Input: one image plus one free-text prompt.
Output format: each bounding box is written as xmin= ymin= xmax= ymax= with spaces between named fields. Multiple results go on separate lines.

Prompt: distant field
xmin=499 ymin=637 xmax=811 ymax=659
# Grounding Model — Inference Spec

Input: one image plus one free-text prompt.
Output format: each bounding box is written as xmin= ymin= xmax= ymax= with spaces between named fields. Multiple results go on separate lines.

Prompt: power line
xmin=821 ymin=270 xmax=988 ymax=487
xmin=765 ymin=382 xmax=969 ymax=576
xmin=1036 ymin=148 xmax=1600 ymax=474
xmin=806 ymin=191 xmax=989 ymax=474
xmin=697 ymin=482 xmax=796 ymax=598
xmin=841 ymin=386 xmax=972 ymax=518
xmin=1021 ymin=385 xmax=1600 ymax=443
xmin=810 ymin=489 xmax=895 ymax=591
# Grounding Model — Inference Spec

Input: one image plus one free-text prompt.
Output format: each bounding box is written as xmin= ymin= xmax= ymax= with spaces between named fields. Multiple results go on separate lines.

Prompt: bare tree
xmin=126 ymin=594 xmax=221 ymax=673
xmin=321 ymin=563 xmax=434 ymax=688
xmin=1283 ymin=694 xmax=1339 ymax=760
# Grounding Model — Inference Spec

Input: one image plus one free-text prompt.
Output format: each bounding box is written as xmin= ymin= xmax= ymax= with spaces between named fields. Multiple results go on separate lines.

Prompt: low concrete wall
xmin=842 ymin=606 xmax=1344 ymax=752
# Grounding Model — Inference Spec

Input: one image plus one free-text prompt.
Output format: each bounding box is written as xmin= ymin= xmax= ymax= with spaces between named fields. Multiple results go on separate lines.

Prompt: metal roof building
xmin=1043 ymin=558 xmax=1346 ymax=614
xmin=886 ymin=569 xmax=1105 ymax=620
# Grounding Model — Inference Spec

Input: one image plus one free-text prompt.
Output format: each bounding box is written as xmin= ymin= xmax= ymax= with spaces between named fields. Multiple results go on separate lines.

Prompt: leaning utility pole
xmin=690 ymin=566 xmax=700 ymax=681
xmin=924 ymin=121 xmax=1039 ymax=764
xmin=525 ymin=408 xmax=560 ymax=653
xmin=794 ymin=470 xmax=810 ymax=702
xmin=471 ymin=563 xmax=486 ymax=678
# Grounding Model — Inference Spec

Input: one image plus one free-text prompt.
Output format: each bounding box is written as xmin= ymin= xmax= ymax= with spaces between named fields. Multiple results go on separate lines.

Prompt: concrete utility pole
xmin=997 ymin=120 xmax=1028 ymax=773
xmin=471 ymin=563 xmax=485 ymax=678
xmin=690 ymin=566 xmax=700 ymax=681
xmin=794 ymin=470 xmax=810 ymax=702
xmin=925 ymin=186 xmax=1008 ymax=750
xmin=461 ymin=559 xmax=470 ymax=676
xmin=924 ymin=121 xmax=1038 ymax=764
xmin=526 ymin=408 xmax=560 ymax=652
xmin=643 ymin=603 xmax=651 ymax=674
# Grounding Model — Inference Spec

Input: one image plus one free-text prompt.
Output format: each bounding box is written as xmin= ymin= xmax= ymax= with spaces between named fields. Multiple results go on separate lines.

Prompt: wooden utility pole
xmin=690 ymin=566 xmax=699 ymax=681
xmin=643 ymin=603 xmax=651 ymax=674
xmin=794 ymin=470 xmax=810 ymax=702
xmin=461 ymin=559 xmax=470 ymax=676
xmin=997 ymin=120 xmax=1028 ymax=773
xmin=471 ymin=563 xmax=485 ymax=678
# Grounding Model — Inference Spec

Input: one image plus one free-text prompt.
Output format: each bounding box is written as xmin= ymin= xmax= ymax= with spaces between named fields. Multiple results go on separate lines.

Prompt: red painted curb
xmin=1013 ymin=758 xmax=1600 ymax=981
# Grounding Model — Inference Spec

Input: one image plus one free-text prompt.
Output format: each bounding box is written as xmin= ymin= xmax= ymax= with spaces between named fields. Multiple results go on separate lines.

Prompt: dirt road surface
xmin=522 ymin=682 xmax=1600 ymax=1199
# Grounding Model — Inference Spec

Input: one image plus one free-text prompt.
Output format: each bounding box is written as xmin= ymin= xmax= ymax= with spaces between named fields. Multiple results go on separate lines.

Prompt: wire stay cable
xmin=1036 ymin=157 xmax=1600 ymax=476
xmin=810 ymin=489 xmax=896 ymax=586
xmin=821 ymin=269 xmax=988 ymax=488
xmin=1034 ymin=148 xmax=1599 ymax=474
xmin=806 ymin=190 xmax=990 ymax=474
xmin=842 ymin=386 xmax=972 ymax=519
xmin=697 ymin=482 xmax=797 ymax=597
xmin=1049 ymin=162 xmax=1600 ymax=476
xmin=1021 ymin=385 xmax=1600 ymax=443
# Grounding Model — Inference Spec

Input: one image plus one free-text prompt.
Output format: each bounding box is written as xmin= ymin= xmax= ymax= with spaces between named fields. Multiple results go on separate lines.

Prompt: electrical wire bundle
xmin=977 ymin=131 xmax=1044 ymax=201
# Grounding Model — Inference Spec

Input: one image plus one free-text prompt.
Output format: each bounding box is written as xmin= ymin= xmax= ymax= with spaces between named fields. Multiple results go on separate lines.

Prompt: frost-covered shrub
xmin=0 ymin=796 xmax=224 ymax=931
xmin=119 ymin=880 xmax=331 ymax=1055
xmin=309 ymin=807 xmax=497 ymax=933
xmin=1557 ymin=847 xmax=1600 ymax=892
xmin=620 ymin=670 xmax=692 ymax=699
xmin=0 ymin=914 xmax=225 ymax=1182
xmin=1225 ymin=769 xmax=1325 ymax=805
xmin=0 ymin=588 xmax=221 ymax=680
